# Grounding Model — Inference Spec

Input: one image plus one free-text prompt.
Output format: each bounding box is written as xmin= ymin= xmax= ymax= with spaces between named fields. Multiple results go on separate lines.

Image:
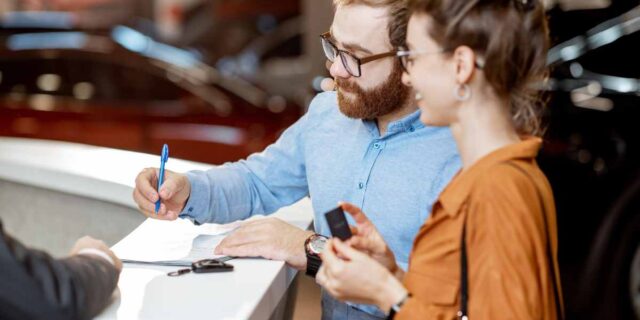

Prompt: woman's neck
xmin=450 ymin=95 xmax=521 ymax=170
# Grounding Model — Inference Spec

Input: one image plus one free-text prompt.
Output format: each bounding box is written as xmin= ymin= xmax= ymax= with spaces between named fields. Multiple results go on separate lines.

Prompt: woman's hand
xmin=340 ymin=202 xmax=400 ymax=275
xmin=316 ymin=239 xmax=408 ymax=311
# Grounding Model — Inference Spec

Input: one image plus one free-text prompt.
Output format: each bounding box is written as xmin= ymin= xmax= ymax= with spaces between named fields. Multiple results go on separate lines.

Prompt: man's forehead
xmin=331 ymin=4 xmax=391 ymax=51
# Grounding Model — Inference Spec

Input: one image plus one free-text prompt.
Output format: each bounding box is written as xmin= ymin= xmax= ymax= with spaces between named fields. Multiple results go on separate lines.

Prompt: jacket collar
xmin=437 ymin=137 xmax=543 ymax=217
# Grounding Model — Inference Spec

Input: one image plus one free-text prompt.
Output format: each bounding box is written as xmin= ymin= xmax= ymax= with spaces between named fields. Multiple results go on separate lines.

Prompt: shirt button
xmin=188 ymin=207 xmax=194 ymax=213
xmin=408 ymin=126 xmax=415 ymax=132
xmin=358 ymin=182 xmax=364 ymax=189
xmin=373 ymin=143 xmax=380 ymax=149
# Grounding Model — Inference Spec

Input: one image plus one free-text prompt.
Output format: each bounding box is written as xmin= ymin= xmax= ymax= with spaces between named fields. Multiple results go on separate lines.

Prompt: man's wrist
xmin=179 ymin=172 xmax=204 ymax=220
xmin=294 ymin=231 xmax=315 ymax=270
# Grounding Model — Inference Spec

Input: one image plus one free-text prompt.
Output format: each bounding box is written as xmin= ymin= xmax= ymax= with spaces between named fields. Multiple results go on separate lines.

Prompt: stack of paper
xmin=112 ymin=218 xmax=241 ymax=266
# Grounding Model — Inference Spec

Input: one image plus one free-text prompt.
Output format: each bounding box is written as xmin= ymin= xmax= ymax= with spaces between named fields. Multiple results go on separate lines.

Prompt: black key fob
xmin=325 ymin=207 xmax=353 ymax=241
xmin=191 ymin=259 xmax=234 ymax=273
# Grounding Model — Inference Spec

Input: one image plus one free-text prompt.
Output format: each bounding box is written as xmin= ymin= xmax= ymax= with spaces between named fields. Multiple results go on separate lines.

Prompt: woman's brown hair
xmin=409 ymin=0 xmax=550 ymax=136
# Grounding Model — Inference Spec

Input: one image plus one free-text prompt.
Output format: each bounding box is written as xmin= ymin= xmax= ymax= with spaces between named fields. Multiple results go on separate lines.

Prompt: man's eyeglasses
xmin=320 ymin=32 xmax=396 ymax=77
xmin=397 ymin=46 xmax=485 ymax=73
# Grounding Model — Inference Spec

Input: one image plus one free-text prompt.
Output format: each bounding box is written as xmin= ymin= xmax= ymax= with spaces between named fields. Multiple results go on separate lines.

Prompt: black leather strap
xmin=458 ymin=216 xmax=469 ymax=320
xmin=305 ymin=254 xmax=322 ymax=278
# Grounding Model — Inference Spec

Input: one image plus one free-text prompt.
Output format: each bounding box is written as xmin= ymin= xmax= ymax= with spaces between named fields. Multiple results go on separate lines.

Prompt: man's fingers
xmin=217 ymin=244 xmax=262 ymax=258
xmin=135 ymin=168 xmax=159 ymax=202
xmin=320 ymin=77 xmax=335 ymax=92
xmin=164 ymin=209 xmax=179 ymax=220
xmin=139 ymin=207 xmax=176 ymax=220
xmin=133 ymin=188 xmax=157 ymax=213
xmin=159 ymin=177 xmax=179 ymax=199
xmin=339 ymin=202 xmax=370 ymax=225
xmin=135 ymin=189 xmax=170 ymax=217
xmin=215 ymin=229 xmax=260 ymax=254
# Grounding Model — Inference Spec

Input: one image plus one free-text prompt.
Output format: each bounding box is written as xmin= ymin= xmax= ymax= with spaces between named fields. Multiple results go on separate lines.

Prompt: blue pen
xmin=155 ymin=144 xmax=169 ymax=215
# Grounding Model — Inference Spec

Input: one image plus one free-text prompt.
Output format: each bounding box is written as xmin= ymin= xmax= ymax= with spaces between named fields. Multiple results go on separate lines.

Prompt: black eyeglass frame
xmin=320 ymin=31 xmax=397 ymax=77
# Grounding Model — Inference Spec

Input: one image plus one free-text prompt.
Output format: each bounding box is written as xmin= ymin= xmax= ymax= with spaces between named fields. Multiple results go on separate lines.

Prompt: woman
xmin=316 ymin=0 xmax=564 ymax=319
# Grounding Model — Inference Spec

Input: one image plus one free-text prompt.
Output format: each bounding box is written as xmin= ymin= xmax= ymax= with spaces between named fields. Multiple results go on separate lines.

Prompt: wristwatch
xmin=304 ymin=233 xmax=328 ymax=277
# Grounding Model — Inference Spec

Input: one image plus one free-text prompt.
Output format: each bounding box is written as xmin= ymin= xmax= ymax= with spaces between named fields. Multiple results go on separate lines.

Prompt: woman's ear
xmin=452 ymin=46 xmax=476 ymax=84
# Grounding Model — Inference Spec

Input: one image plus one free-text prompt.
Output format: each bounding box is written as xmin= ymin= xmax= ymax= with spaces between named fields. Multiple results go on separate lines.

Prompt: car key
xmin=325 ymin=206 xmax=353 ymax=241
xmin=167 ymin=259 xmax=233 ymax=276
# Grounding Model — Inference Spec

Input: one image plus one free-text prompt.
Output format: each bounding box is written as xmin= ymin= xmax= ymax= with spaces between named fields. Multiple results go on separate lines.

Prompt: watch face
xmin=310 ymin=236 xmax=327 ymax=254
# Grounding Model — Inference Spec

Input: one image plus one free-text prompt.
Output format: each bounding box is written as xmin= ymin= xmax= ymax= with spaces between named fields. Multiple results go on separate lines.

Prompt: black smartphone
xmin=191 ymin=259 xmax=234 ymax=273
xmin=324 ymin=207 xmax=353 ymax=241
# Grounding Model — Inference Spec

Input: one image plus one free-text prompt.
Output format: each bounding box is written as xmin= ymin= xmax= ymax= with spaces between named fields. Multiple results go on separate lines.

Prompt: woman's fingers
xmin=339 ymin=201 xmax=371 ymax=225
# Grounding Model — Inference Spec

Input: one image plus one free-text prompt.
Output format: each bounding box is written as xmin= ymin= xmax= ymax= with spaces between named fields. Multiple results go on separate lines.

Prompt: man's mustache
xmin=336 ymin=79 xmax=360 ymax=94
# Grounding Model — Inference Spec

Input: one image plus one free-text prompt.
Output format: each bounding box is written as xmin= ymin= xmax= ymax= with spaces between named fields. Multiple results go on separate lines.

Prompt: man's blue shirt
xmin=180 ymin=91 xmax=461 ymax=317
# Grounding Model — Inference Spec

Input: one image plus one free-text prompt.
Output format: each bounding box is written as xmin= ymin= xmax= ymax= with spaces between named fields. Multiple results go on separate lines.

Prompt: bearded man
xmin=132 ymin=0 xmax=460 ymax=318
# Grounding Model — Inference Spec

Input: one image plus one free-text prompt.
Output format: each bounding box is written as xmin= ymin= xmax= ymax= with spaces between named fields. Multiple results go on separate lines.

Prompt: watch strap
xmin=305 ymin=234 xmax=325 ymax=278
xmin=305 ymin=254 xmax=322 ymax=277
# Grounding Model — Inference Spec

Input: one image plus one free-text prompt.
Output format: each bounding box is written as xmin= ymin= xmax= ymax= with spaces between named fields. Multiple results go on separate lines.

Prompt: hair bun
xmin=514 ymin=0 xmax=536 ymax=12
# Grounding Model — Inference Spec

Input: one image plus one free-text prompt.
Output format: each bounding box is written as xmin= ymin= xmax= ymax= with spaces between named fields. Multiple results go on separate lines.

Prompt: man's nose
xmin=329 ymin=59 xmax=351 ymax=79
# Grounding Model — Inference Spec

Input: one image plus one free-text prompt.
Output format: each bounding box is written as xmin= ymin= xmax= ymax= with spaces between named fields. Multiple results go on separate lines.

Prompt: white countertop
xmin=0 ymin=137 xmax=210 ymax=208
xmin=0 ymin=137 xmax=315 ymax=320
xmin=97 ymin=199 xmax=313 ymax=320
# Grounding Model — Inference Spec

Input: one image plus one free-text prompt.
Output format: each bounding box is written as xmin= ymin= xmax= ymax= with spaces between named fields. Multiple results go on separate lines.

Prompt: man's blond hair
xmin=332 ymin=0 xmax=409 ymax=48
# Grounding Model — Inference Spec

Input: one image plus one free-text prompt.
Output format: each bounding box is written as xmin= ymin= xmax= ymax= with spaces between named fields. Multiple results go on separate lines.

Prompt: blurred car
xmin=0 ymin=15 xmax=302 ymax=164
xmin=542 ymin=1 xmax=640 ymax=319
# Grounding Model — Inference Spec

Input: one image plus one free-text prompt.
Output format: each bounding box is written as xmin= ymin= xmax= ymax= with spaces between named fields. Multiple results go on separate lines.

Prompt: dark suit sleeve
xmin=0 ymin=221 xmax=119 ymax=320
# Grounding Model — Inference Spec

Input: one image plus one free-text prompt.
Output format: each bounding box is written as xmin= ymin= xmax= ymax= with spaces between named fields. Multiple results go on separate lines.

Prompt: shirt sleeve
xmin=179 ymin=93 xmax=332 ymax=224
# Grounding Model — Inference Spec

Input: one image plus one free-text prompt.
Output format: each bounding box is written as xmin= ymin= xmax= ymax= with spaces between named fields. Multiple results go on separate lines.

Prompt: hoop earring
xmin=454 ymin=84 xmax=471 ymax=101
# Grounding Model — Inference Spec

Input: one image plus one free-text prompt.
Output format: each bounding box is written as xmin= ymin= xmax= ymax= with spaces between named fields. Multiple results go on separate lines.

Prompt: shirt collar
xmin=363 ymin=109 xmax=425 ymax=138
xmin=437 ymin=137 xmax=543 ymax=217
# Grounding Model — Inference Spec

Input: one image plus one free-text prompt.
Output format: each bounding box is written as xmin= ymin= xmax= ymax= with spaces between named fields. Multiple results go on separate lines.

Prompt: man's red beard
xmin=336 ymin=62 xmax=410 ymax=120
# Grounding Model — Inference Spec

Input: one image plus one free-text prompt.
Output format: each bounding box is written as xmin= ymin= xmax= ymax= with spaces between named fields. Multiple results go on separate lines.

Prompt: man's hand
xmin=132 ymin=167 xmax=191 ymax=220
xmin=215 ymin=217 xmax=314 ymax=270
xmin=70 ymin=236 xmax=123 ymax=272
xmin=340 ymin=202 xmax=399 ymax=275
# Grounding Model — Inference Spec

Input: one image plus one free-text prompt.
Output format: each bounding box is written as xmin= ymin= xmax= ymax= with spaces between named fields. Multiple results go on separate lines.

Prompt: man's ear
xmin=452 ymin=46 xmax=477 ymax=84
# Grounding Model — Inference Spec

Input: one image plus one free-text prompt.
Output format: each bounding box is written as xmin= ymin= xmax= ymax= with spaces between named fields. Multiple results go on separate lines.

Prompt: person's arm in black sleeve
xmin=0 ymin=221 xmax=120 ymax=320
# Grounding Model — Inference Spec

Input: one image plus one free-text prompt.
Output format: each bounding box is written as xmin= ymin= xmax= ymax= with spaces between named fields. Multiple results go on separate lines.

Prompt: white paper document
xmin=112 ymin=218 xmax=241 ymax=265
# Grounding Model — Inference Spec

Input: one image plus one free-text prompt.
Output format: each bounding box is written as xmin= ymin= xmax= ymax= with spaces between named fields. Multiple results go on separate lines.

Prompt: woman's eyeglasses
xmin=396 ymin=46 xmax=446 ymax=73
xmin=397 ymin=46 xmax=485 ymax=73
xmin=320 ymin=32 xmax=396 ymax=78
